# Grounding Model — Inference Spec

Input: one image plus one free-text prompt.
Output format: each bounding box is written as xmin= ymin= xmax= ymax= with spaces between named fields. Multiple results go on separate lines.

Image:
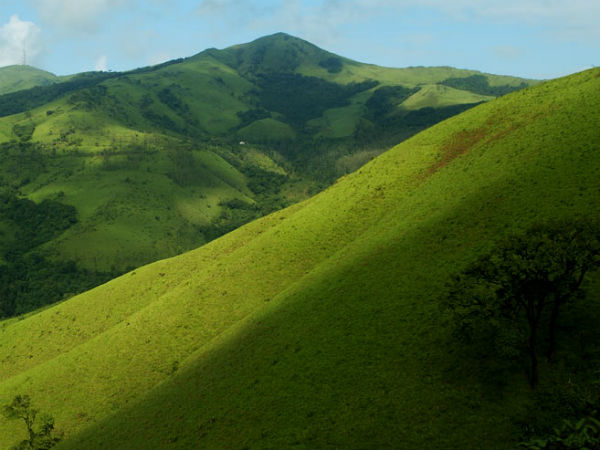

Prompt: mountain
xmin=0 ymin=65 xmax=58 ymax=95
xmin=0 ymin=33 xmax=535 ymax=317
xmin=0 ymin=67 xmax=597 ymax=449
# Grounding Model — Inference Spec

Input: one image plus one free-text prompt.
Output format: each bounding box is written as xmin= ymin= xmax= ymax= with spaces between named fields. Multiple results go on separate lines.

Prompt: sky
xmin=0 ymin=0 xmax=598 ymax=79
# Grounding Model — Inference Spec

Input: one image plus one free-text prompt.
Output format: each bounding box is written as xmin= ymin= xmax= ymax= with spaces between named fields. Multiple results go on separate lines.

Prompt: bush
xmin=318 ymin=57 xmax=343 ymax=73
xmin=520 ymin=414 xmax=600 ymax=450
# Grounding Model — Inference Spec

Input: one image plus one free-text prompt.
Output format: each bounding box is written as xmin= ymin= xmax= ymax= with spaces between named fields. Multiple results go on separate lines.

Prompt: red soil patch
xmin=426 ymin=127 xmax=487 ymax=176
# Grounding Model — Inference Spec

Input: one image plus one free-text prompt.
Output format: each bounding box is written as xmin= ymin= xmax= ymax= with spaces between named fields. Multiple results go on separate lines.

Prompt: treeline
xmin=0 ymin=72 xmax=117 ymax=118
xmin=0 ymin=194 xmax=77 ymax=256
xmin=355 ymin=101 xmax=482 ymax=148
xmin=0 ymin=193 xmax=116 ymax=318
xmin=0 ymin=256 xmax=115 ymax=317
xmin=365 ymin=85 xmax=421 ymax=119
xmin=256 ymin=73 xmax=378 ymax=126
xmin=0 ymin=56 xmax=190 ymax=118
xmin=440 ymin=74 xmax=528 ymax=97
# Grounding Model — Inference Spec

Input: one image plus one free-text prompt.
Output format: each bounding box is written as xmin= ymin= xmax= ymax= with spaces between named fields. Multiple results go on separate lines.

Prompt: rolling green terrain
xmin=0 ymin=67 xmax=597 ymax=449
xmin=0 ymin=65 xmax=58 ymax=95
xmin=0 ymin=33 xmax=536 ymax=318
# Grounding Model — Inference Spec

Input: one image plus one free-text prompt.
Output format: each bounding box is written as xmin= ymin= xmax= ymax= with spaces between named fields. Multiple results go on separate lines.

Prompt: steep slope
xmin=0 ymin=65 xmax=58 ymax=95
xmin=0 ymin=33 xmax=536 ymax=317
xmin=0 ymin=68 xmax=598 ymax=449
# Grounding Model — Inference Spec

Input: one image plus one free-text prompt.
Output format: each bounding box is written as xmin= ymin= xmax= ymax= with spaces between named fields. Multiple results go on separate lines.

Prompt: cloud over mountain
xmin=0 ymin=15 xmax=42 ymax=67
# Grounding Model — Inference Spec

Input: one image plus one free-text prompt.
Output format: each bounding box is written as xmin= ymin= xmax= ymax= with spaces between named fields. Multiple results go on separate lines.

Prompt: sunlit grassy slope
xmin=0 ymin=65 xmax=58 ymax=95
xmin=0 ymin=68 xmax=597 ymax=449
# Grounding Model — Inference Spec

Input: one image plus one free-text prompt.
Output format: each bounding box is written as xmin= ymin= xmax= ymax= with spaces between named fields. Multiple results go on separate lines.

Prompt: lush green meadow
xmin=0 ymin=67 xmax=597 ymax=449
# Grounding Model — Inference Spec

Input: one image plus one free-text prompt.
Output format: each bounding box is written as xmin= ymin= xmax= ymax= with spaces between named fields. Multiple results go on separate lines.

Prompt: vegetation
xmin=318 ymin=57 xmax=343 ymax=73
xmin=441 ymin=74 xmax=529 ymax=96
xmin=0 ymin=193 xmax=77 ymax=254
xmin=0 ymin=72 xmax=116 ymax=118
xmin=0 ymin=66 xmax=58 ymax=96
xmin=446 ymin=219 xmax=600 ymax=387
xmin=0 ymin=33 xmax=536 ymax=318
xmin=365 ymin=84 xmax=421 ymax=118
xmin=255 ymin=73 xmax=378 ymax=126
xmin=0 ymin=189 xmax=117 ymax=317
xmin=0 ymin=64 xmax=595 ymax=449
xmin=3 ymin=395 xmax=62 ymax=450
xmin=520 ymin=414 xmax=600 ymax=450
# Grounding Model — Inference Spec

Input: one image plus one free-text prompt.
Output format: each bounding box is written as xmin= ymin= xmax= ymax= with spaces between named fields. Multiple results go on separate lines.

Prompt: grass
xmin=401 ymin=84 xmax=493 ymax=109
xmin=237 ymin=118 xmax=296 ymax=141
xmin=0 ymin=65 xmax=58 ymax=95
xmin=307 ymin=103 xmax=364 ymax=138
xmin=0 ymin=67 xmax=597 ymax=449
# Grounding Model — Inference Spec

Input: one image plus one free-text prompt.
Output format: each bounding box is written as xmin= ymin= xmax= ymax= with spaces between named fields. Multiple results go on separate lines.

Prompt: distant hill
xmin=0 ymin=65 xmax=58 ymax=95
xmin=0 ymin=33 xmax=535 ymax=155
xmin=0 ymin=33 xmax=536 ymax=317
xmin=0 ymin=67 xmax=597 ymax=450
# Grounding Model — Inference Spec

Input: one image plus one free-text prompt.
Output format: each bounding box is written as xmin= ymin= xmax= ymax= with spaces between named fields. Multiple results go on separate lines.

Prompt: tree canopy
xmin=3 ymin=395 xmax=62 ymax=450
xmin=446 ymin=218 xmax=600 ymax=387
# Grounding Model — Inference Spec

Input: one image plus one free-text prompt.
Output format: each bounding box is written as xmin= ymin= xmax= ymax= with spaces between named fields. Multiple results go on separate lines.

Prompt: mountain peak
xmin=203 ymin=32 xmax=344 ymax=75
xmin=247 ymin=31 xmax=309 ymax=45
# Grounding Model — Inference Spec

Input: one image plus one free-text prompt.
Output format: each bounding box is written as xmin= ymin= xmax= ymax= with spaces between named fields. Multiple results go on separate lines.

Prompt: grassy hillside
xmin=0 ymin=33 xmax=536 ymax=318
xmin=0 ymin=65 xmax=58 ymax=95
xmin=0 ymin=67 xmax=597 ymax=449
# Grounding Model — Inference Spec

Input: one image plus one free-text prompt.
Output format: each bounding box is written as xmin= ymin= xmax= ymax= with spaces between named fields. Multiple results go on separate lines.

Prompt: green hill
xmin=0 ymin=67 xmax=597 ymax=449
xmin=0 ymin=33 xmax=535 ymax=318
xmin=0 ymin=65 xmax=58 ymax=95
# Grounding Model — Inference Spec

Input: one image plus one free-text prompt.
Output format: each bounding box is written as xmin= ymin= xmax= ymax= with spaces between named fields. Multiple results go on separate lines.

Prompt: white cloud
xmin=29 ymin=0 xmax=128 ymax=34
xmin=210 ymin=0 xmax=600 ymax=45
xmin=0 ymin=15 xmax=43 ymax=67
xmin=95 ymin=54 xmax=107 ymax=71
xmin=364 ymin=0 xmax=600 ymax=41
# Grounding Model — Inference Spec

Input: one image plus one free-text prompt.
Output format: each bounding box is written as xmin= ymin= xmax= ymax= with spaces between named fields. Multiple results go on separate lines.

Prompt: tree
xmin=446 ymin=218 xmax=600 ymax=387
xmin=2 ymin=394 xmax=62 ymax=450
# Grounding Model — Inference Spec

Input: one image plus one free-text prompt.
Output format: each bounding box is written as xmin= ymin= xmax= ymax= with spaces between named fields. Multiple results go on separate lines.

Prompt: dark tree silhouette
xmin=446 ymin=218 xmax=600 ymax=387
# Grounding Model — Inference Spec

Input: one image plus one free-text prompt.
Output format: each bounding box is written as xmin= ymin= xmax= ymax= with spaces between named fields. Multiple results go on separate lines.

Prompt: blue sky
xmin=0 ymin=0 xmax=597 ymax=79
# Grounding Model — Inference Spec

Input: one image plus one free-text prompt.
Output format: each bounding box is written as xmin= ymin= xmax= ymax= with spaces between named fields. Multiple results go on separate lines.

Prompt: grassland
xmin=0 ymin=65 xmax=58 ymax=95
xmin=0 ymin=67 xmax=597 ymax=449
xmin=0 ymin=33 xmax=537 ymax=317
